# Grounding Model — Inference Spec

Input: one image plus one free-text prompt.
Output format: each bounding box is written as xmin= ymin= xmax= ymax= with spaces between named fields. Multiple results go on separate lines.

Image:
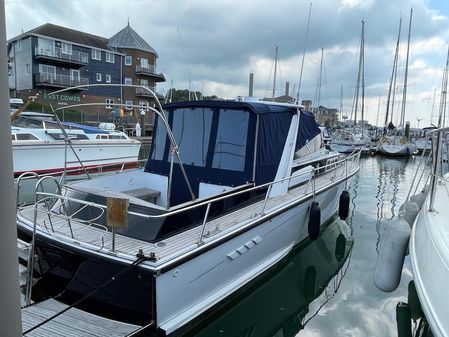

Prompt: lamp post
xmin=140 ymin=109 xmax=146 ymax=137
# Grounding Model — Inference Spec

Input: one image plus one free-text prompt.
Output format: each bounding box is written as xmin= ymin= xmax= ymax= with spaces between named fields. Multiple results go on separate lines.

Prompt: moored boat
xmin=409 ymin=126 xmax=449 ymax=337
xmin=12 ymin=112 xmax=141 ymax=176
xmin=17 ymin=98 xmax=360 ymax=335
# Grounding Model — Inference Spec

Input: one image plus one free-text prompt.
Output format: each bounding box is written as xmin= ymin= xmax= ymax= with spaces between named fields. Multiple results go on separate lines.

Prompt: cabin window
xmin=172 ymin=107 xmax=213 ymax=167
xmin=151 ymin=117 xmax=167 ymax=161
xmin=15 ymin=133 xmax=38 ymax=140
xmin=212 ymin=109 xmax=249 ymax=172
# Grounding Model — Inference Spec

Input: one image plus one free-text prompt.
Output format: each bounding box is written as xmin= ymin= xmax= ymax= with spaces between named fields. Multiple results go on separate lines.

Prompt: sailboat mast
xmin=384 ymin=18 xmax=402 ymax=133
xmin=340 ymin=84 xmax=343 ymax=123
xmin=400 ymin=8 xmax=413 ymax=128
xmin=297 ymin=2 xmax=312 ymax=101
xmin=315 ymin=47 xmax=324 ymax=115
xmin=272 ymin=45 xmax=279 ymax=100
xmin=352 ymin=20 xmax=364 ymax=131
xmin=361 ymin=20 xmax=365 ymax=136
xmin=437 ymin=44 xmax=449 ymax=128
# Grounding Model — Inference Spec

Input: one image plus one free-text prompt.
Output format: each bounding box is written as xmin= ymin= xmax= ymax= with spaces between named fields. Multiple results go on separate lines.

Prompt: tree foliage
xmin=165 ymin=88 xmax=219 ymax=102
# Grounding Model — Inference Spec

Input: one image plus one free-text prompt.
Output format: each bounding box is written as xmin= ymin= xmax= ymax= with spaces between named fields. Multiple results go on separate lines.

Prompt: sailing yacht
xmin=330 ymin=21 xmax=371 ymax=154
xmin=378 ymin=11 xmax=416 ymax=157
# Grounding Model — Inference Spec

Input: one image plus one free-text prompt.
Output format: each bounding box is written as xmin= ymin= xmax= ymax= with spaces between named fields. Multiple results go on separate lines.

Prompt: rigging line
xmin=177 ymin=28 xmax=192 ymax=100
xmin=272 ymin=45 xmax=279 ymax=100
xmin=384 ymin=17 xmax=402 ymax=133
xmin=400 ymin=8 xmax=413 ymax=128
xmin=297 ymin=2 xmax=312 ymax=101
xmin=352 ymin=20 xmax=365 ymax=129
xmin=437 ymin=44 xmax=449 ymax=128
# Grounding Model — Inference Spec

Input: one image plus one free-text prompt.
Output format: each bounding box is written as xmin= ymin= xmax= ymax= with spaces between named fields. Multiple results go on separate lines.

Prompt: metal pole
xmin=0 ymin=0 xmax=23 ymax=334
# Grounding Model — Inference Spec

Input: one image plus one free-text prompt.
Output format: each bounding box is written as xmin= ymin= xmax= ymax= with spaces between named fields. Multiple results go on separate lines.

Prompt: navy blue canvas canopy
xmin=145 ymin=100 xmax=312 ymax=205
xmin=296 ymin=110 xmax=321 ymax=150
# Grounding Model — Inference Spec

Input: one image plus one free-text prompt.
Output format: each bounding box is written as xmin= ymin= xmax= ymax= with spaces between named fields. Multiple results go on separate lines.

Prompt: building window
xmin=140 ymin=57 xmax=149 ymax=68
xmin=125 ymin=55 xmax=132 ymax=65
xmin=106 ymin=99 xmax=113 ymax=109
xmin=25 ymin=64 xmax=30 ymax=75
xmin=106 ymin=52 xmax=115 ymax=63
xmin=96 ymin=73 xmax=102 ymax=82
xmin=39 ymin=64 xmax=56 ymax=80
xmin=125 ymin=100 xmax=133 ymax=109
xmin=61 ymin=42 xmax=72 ymax=55
xmin=17 ymin=40 xmax=22 ymax=52
xmin=139 ymin=100 xmax=149 ymax=111
xmin=106 ymin=74 xmax=111 ymax=83
xmin=124 ymin=77 xmax=132 ymax=86
xmin=92 ymin=49 xmax=101 ymax=60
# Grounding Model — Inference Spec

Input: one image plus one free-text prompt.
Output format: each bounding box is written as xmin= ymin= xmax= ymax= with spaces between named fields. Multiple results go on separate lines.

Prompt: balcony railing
xmin=135 ymin=86 xmax=156 ymax=97
xmin=136 ymin=65 xmax=156 ymax=75
xmin=35 ymin=72 xmax=89 ymax=88
xmin=35 ymin=46 xmax=89 ymax=64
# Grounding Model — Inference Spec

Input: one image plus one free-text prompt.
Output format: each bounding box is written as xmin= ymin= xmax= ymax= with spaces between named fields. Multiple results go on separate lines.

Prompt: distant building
xmin=7 ymin=22 xmax=165 ymax=126
xmin=312 ymin=105 xmax=338 ymax=126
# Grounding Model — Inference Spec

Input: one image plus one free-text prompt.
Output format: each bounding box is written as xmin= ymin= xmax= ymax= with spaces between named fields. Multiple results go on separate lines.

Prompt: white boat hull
xmin=329 ymin=142 xmax=365 ymax=154
xmin=410 ymin=182 xmax=449 ymax=337
xmin=13 ymin=141 xmax=141 ymax=175
xmin=377 ymin=143 xmax=415 ymax=157
xmin=156 ymin=183 xmax=343 ymax=333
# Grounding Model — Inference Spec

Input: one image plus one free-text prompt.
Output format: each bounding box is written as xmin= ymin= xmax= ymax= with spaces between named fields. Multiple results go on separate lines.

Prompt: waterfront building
xmin=7 ymin=23 xmax=165 ymax=129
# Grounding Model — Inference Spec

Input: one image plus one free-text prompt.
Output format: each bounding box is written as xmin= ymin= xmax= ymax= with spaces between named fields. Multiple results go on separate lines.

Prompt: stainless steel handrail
xmin=32 ymin=150 xmax=360 ymax=224
xmin=49 ymin=84 xmax=196 ymax=204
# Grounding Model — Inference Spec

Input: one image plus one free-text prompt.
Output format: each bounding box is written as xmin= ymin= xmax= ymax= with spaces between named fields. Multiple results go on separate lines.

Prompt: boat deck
xmin=21 ymin=298 xmax=142 ymax=336
xmin=17 ymin=160 xmax=358 ymax=268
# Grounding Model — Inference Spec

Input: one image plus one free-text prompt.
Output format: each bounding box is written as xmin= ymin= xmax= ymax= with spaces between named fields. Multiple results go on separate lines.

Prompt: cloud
xmin=5 ymin=0 xmax=449 ymax=126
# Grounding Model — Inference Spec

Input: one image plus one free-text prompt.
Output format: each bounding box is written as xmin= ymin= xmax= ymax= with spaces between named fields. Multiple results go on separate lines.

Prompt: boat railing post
xmin=198 ymin=203 xmax=211 ymax=245
xmin=429 ymin=131 xmax=443 ymax=210
xmin=25 ymin=203 xmax=39 ymax=305
xmin=261 ymin=184 xmax=273 ymax=215
xmin=167 ymin=148 xmax=175 ymax=208
xmin=304 ymin=172 xmax=313 ymax=195
xmin=312 ymin=169 xmax=317 ymax=202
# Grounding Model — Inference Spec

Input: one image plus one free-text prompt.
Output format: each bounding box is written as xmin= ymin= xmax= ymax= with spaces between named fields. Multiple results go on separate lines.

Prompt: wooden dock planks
xmin=22 ymin=298 xmax=141 ymax=337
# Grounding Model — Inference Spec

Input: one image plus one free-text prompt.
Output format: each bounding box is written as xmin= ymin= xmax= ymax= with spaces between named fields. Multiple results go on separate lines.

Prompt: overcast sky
xmin=5 ymin=0 xmax=449 ymax=126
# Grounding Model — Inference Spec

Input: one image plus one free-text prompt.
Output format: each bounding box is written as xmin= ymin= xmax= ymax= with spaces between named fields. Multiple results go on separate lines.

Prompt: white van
xmin=10 ymin=98 xmax=24 ymax=113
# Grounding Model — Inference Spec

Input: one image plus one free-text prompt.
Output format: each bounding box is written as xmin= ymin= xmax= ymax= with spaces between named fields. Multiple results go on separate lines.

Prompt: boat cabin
xmin=62 ymin=100 xmax=321 ymax=242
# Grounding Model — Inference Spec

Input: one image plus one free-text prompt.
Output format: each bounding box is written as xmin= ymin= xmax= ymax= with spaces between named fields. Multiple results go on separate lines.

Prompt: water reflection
xmin=178 ymin=218 xmax=354 ymax=337
xmin=374 ymin=157 xmax=409 ymax=252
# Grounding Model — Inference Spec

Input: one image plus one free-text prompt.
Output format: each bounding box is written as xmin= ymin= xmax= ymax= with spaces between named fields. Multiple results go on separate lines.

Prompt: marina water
xmin=177 ymin=154 xmax=422 ymax=337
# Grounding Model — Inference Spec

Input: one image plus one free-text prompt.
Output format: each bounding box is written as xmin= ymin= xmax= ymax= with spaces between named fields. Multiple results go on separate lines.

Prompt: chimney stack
xmin=249 ymin=73 xmax=254 ymax=97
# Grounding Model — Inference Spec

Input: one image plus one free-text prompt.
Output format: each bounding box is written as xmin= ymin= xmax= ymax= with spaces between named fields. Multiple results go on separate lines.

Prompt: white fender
xmin=373 ymin=218 xmax=411 ymax=292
